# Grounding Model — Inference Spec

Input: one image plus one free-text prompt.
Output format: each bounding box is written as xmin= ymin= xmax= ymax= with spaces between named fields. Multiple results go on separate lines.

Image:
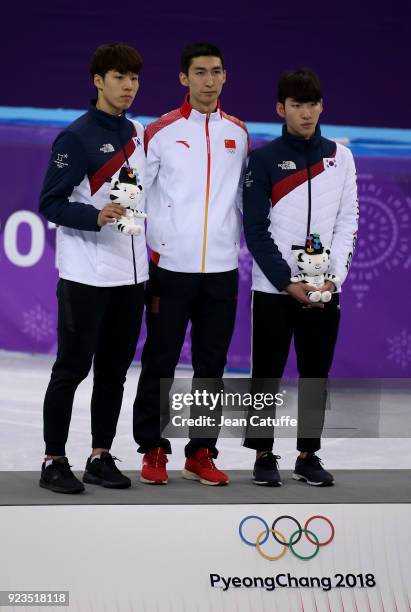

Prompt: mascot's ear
xmin=297 ymin=253 xmax=304 ymax=262
xmin=325 ymin=249 xmax=331 ymax=255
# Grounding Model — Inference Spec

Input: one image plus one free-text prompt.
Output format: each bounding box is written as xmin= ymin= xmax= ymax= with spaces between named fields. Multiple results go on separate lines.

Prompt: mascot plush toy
xmin=291 ymin=233 xmax=338 ymax=303
xmin=109 ymin=166 xmax=146 ymax=236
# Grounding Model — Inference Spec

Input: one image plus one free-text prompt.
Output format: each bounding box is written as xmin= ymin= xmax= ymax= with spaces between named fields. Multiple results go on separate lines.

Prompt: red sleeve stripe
xmin=89 ymin=125 xmax=136 ymax=196
xmin=150 ymin=250 xmax=160 ymax=265
xmin=221 ymin=111 xmax=248 ymax=134
xmin=144 ymin=109 xmax=182 ymax=153
xmin=271 ymin=150 xmax=336 ymax=207
xmin=221 ymin=111 xmax=250 ymax=154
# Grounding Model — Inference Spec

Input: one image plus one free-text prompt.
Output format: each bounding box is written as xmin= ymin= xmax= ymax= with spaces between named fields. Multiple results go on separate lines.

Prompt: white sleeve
xmin=236 ymin=132 xmax=251 ymax=213
xmin=328 ymin=146 xmax=359 ymax=289
xmin=144 ymin=134 xmax=161 ymax=212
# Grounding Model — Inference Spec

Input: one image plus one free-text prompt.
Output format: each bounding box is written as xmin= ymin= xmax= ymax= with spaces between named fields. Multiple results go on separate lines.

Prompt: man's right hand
xmin=97 ymin=204 xmax=126 ymax=227
xmin=285 ymin=282 xmax=324 ymax=308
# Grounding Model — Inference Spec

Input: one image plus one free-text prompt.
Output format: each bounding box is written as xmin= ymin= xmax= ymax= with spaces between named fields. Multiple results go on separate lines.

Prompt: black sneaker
xmin=293 ymin=454 xmax=334 ymax=486
xmin=253 ymin=452 xmax=282 ymax=487
xmin=39 ymin=457 xmax=85 ymax=494
xmin=83 ymin=451 xmax=131 ymax=489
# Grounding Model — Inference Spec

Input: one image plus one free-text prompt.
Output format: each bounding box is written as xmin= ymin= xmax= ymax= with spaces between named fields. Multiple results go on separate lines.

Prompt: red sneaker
xmin=182 ymin=448 xmax=229 ymax=486
xmin=140 ymin=447 xmax=168 ymax=484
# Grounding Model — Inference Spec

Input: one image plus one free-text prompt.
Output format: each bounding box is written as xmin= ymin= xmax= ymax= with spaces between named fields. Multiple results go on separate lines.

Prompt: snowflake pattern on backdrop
xmin=22 ymin=304 xmax=55 ymax=342
xmin=349 ymin=180 xmax=411 ymax=309
xmin=387 ymin=329 xmax=411 ymax=369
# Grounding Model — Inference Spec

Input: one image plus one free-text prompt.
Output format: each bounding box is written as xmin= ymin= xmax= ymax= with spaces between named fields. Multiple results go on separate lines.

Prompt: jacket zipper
xmin=131 ymin=236 xmax=137 ymax=284
xmin=201 ymin=114 xmax=211 ymax=273
xmin=306 ymin=146 xmax=312 ymax=238
xmin=120 ymin=129 xmax=138 ymax=285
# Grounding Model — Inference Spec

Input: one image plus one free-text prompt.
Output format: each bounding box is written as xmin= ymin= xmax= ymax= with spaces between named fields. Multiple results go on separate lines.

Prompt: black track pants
xmin=43 ymin=279 xmax=144 ymax=456
xmin=243 ymin=291 xmax=340 ymax=453
xmin=133 ymin=263 xmax=238 ymax=457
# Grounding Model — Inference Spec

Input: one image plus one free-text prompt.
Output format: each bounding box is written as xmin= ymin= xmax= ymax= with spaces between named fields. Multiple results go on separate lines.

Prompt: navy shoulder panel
xmin=50 ymin=111 xmax=90 ymax=149
xmin=254 ymin=136 xmax=283 ymax=157
xmin=252 ymin=136 xmax=298 ymax=164
xmin=66 ymin=110 xmax=91 ymax=134
xmin=320 ymin=136 xmax=337 ymax=157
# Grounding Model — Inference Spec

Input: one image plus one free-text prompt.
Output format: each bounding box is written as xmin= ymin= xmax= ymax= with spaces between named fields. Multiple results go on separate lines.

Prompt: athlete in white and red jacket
xmin=144 ymin=94 xmax=249 ymax=273
xmin=133 ymin=42 xmax=249 ymax=486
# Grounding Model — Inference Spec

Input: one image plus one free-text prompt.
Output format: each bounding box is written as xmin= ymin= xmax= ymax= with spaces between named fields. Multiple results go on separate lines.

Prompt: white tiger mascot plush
xmin=291 ymin=233 xmax=338 ymax=303
xmin=109 ymin=166 xmax=147 ymax=236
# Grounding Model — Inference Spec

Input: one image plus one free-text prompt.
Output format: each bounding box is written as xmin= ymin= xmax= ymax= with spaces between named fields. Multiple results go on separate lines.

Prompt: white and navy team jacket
xmin=144 ymin=95 xmax=250 ymax=273
xmin=39 ymin=101 xmax=148 ymax=287
xmin=243 ymin=125 xmax=359 ymax=294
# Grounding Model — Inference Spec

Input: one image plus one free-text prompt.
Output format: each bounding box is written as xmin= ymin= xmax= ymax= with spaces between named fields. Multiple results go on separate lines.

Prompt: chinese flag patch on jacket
xmin=225 ymin=139 xmax=236 ymax=149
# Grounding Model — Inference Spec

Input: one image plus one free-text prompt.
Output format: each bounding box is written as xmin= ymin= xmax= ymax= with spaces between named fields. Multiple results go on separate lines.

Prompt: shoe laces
xmin=197 ymin=449 xmax=217 ymax=470
xmin=51 ymin=458 xmax=72 ymax=472
xmin=100 ymin=452 xmax=121 ymax=470
xmin=146 ymin=447 xmax=167 ymax=467
xmin=258 ymin=452 xmax=281 ymax=469
xmin=304 ymin=454 xmax=323 ymax=466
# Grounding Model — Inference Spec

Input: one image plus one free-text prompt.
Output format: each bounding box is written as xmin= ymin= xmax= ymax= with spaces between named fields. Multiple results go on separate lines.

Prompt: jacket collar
xmin=88 ymin=99 xmax=127 ymax=131
xmin=281 ymin=123 xmax=322 ymax=149
xmin=180 ymin=94 xmax=222 ymax=122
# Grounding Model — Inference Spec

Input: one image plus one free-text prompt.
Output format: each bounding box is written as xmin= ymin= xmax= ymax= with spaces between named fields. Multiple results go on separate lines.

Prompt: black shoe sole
xmin=83 ymin=472 xmax=131 ymax=489
xmin=39 ymin=479 xmax=85 ymax=494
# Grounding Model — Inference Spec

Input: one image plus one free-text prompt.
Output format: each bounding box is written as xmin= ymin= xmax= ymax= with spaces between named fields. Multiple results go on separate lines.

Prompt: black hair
xmin=277 ymin=68 xmax=322 ymax=104
xmin=90 ymin=43 xmax=143 ymax=79
xmin=180 ymin=42 xmax=224 ymax=75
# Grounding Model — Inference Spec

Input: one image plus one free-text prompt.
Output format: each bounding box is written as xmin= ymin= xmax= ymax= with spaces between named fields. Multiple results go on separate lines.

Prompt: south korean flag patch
xmin=324 ymin=157 xmax=337 ymax=169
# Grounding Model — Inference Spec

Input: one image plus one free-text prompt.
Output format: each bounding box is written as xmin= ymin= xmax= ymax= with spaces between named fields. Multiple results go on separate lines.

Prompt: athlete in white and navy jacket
xmin=40 ymin=102 xmax=148 ymax=286
xmin=133 ymin=43 xmax=249 ymax=486
xmin=242 ymin=68 xmax=359 ymax=488
xmin=38 ymin=43 xmax=148 ymax=495
xmin=243 ymin=125 xmax=358 ymax=295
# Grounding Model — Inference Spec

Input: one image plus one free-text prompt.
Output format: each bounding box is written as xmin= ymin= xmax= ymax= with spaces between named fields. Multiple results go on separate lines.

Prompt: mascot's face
xmin=296 ymin=250 xmax=330 ymax=276
xmin=110 ymin=179 xmax=143 ymax=209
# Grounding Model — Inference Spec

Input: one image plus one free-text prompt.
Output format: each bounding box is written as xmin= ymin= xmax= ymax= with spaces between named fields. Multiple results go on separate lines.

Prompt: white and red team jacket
xmin=144 ymin=95 xmax=249 ymax=273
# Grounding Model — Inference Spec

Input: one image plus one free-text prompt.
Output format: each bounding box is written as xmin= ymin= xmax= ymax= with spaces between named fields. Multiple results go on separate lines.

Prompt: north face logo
xmin=278 ymin=161 xmax=297 ymax=170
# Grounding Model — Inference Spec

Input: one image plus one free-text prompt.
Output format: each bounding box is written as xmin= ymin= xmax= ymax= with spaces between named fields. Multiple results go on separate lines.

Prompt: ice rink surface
xmin=1 ymin=350 xmax=410 ymax=473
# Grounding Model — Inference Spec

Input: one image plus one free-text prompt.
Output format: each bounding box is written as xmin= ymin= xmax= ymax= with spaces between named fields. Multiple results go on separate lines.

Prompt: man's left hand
xmin=302 ymin=280 xmax=335 ymax=309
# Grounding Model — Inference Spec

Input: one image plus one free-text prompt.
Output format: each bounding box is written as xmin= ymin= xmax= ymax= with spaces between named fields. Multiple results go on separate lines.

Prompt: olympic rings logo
xmin=239 ymin=514 xmax=335 ymax=561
